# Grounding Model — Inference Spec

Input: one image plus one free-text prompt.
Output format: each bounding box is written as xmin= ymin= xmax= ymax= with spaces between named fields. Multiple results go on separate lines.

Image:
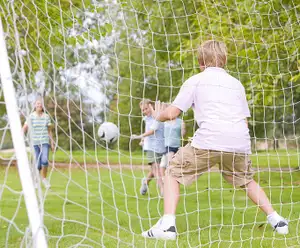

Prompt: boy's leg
xmin=243 ymin=180 xmax=288 ymax=234
xmin=159 ymin=167 xmax=166 ymax=181
xmin=145 ymin=170 xmax=154 ymax=185
xmin=159 ymin=152 xmax=175 ymax=195
xmin=140 ymin=152 xmax=154 ymax=195
xmin=140 ymin=151 xmax=156 ymax=195
xmin=140 ymin=170 xmax=153 ymax=195
xmin=242 ymin=180 xmax=274 ymax=215
xmin=152 ymin=162 xmax=164 ymax=194
xmin=163 ymin=174 xmax=180 ymax=215
xmin=147 ymin=152 xmax=164 ymax=195
xmin=221 ymin=153 xmax=288 ymax=235
xmin=142 ymin=145 xmax=216 ymax=239
xmin=141 ymin=174 xmax=179 ymax=240
xmin=159 ymin=154 xmax=168 ymax=179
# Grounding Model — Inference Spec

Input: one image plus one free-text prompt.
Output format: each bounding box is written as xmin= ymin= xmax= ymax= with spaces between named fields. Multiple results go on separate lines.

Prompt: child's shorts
xmin=166 ymin=143 xmax=254 ymax=187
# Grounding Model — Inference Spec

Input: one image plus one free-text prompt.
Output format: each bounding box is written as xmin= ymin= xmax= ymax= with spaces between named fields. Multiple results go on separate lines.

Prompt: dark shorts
xmin=166 ymin=146 xmax=179 ymax=154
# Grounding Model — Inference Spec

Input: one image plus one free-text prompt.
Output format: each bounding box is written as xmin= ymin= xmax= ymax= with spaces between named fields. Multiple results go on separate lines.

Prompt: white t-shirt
xmin=172 ymin=67 xmax=251 ymax=154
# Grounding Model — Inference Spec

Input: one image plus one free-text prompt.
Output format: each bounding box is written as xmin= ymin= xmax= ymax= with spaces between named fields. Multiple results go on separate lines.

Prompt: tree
xmin=109 ymin=0 xmax=300 ymax=150
xmin=0 ymin=0 xmax=116 ymax=150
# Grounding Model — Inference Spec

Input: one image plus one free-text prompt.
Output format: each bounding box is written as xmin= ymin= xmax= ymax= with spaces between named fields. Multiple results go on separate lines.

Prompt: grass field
xmin=1 ymin=162 xmax=300 ymax=248
xmin=1 ymin=148 xmax=300 ymax=168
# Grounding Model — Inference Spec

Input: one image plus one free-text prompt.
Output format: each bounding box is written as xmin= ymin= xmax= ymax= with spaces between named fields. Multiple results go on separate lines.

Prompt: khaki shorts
xmin=166 ymin=143 xmax=254 ymax=187
xmin=146 ymin=151 xmax=163 ymax=165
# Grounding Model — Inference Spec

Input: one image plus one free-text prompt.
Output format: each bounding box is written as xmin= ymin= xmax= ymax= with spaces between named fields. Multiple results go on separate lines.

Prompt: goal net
xmin=0 ymin=0 xmax=299 ymax=247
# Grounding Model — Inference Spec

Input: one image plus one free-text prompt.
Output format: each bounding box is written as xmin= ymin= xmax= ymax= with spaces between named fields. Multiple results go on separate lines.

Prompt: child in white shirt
xmin=142 ymin=40 xmax=288 ymax=240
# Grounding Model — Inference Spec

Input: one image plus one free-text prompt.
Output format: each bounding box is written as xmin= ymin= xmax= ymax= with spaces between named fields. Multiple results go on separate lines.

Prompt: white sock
xmin=267 ymin=211 xmax=282 ymax=227
xmin=160 ymin=214 xmax=176 ymax=229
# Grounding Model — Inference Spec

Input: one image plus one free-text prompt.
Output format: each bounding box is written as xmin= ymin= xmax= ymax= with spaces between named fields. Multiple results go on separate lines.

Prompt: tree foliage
xmin=110 ymin=0 xmax=300 ymax=150
xmin=1 ymin=0 xmax=299 ymax=151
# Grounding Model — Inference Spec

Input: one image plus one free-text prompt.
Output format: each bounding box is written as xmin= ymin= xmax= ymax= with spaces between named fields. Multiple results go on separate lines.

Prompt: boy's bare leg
xmin=141 ymin=174 xmax=179 ymax=239
xmin=164 ymin=175 xmax=180 ymax=214
xmin=159 ymin=152 xmax=174 ymax=194
xmin=225 ymin=176 xmax=289 ymax=235
xmin=145 ymin=170 xmax=154 ymax=185
xmin=242 ymin=180 xmax=274 ymax=215
xmin=140 ymin=169 xmax=154 ymax=195
xmin=152 ymin=162 xmax=164 ymax=194
xmin=159 ymin=167 xmax=166 ymax=180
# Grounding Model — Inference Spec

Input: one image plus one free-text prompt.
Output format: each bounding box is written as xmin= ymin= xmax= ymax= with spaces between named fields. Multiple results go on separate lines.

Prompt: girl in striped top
xmin=23 ymin=99 xmax=54 ymax=188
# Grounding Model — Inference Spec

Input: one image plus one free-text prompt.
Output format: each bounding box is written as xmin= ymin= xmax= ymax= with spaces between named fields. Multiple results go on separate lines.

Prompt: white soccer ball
xmin=97 ymin=122 xmax=119 ymax=143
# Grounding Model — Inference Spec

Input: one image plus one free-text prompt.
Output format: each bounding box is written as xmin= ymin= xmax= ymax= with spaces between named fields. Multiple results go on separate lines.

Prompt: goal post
xmin=0 ymin=18 xmax=47 ymax=248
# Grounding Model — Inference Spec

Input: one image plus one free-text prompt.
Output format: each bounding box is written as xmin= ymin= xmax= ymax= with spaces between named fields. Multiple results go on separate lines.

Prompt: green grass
xmin=1 ymin=149 xmax=300 ymax=168
xmin=0 ymin=166 xmax=300 ymax=247
xmin=0 ymin=149 xmax=145 ymax=165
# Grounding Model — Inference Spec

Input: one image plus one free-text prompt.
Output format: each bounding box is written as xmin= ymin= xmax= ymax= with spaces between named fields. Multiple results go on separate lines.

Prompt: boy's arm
xmin=142 ymin=129 xmax=155 ymax=138
xmin=152 ymin=80 xmax=194 ymax=122
xmin=156 ymin=105 xmax=181 ymax=122
xmin=131 ymin=129 xmax=155 ymax=140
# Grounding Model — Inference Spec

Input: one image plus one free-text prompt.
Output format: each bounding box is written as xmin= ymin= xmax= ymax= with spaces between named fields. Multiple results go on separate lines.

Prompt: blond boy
xmin=142 ymin=40 xmax=288 ymax=240
xmin=131 ymin=99 xmax=165 ymax=195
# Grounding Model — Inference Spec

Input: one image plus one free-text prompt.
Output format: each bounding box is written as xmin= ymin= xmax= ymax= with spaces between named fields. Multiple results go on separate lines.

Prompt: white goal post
xmin=0 ymin=18 xmax=47 ymax=248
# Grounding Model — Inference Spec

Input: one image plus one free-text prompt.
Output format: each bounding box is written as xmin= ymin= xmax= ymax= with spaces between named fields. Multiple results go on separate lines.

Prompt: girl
xmin=160 ymin=115 xmax=186 ymax=177
xmin=23 ymin=99 xmax=54 ymax=188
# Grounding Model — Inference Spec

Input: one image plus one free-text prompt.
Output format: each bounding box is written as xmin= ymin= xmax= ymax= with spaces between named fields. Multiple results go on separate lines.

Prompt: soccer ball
xmin=97 ymin=122 xmax=119 ymax=143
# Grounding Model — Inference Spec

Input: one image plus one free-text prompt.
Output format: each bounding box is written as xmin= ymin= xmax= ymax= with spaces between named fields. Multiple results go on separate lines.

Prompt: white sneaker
xmin=42 ymin=178 xmax=51 ymax=189
xmin=140 ymin=178 xmax=148 ymax=195
xmin=268 ymin=213 xmax=289 ymax=235
xmin=142 ymin=225 xmax=176 ymax=240
xmin=272 ymin=220 xmax=289 ymax=235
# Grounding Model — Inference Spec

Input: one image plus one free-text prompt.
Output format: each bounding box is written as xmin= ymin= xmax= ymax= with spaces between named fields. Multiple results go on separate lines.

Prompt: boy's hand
xmin=149 ymin=101 xmax=165 ymax=120
xmin=131 ymin=134 xmax=143 ymax=140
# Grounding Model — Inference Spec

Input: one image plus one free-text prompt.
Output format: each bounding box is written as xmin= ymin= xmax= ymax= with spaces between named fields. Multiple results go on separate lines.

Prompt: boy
xmin=142 ymin=40 xmax=288 ymax=239
xmin=131 ymin=99 xmax=166 ymax=196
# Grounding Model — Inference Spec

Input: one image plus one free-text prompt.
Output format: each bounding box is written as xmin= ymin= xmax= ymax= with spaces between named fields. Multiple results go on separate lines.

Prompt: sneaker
xmin=140 ymin=178 xmax=148 ymax=195
xmin=273 ymin=220 xmax=289 ymax=235
xmin=42 ymin=178 xmax=51 ymax=189
xmin=142 ymin=225 xmax=176 ymax=240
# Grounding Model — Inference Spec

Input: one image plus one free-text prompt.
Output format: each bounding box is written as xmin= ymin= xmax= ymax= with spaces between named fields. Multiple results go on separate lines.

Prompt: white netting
xmin=0 ymin=0 xmax=300 ymax=247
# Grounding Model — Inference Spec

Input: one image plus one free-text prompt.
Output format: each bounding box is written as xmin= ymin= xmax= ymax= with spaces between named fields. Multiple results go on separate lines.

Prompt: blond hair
xmin=139 ymin=99 xmax=153 ymax=107
xmin=197 ymin=40 xmax=227 ymax=68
